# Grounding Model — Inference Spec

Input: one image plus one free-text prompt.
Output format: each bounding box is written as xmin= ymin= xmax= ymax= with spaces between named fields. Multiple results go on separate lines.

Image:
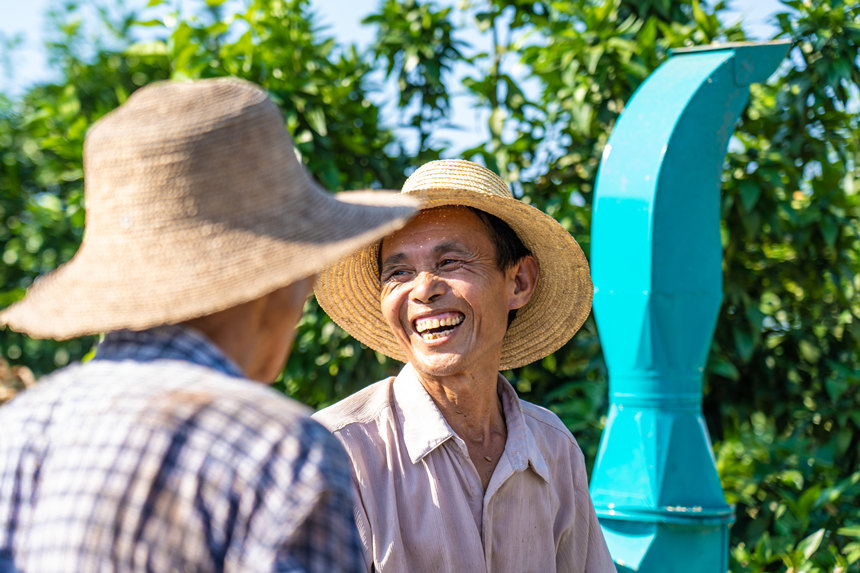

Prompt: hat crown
xmin=82 ymin=78 xmax=306 ymax=243
xmin=402 ymin=159 xmax=513 ymax=199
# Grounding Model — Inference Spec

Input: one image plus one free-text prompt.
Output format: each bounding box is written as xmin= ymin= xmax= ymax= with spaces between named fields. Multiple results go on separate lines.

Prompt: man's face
xmin=379 ymin=206 xmax=523 ymax=378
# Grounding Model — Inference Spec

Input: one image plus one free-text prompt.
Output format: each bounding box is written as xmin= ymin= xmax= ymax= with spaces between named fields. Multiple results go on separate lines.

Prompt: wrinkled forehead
xmin=381 ymin=206 xmax=489 ymax=249
xmin=376 ymin=206 xmax=494 ymax=270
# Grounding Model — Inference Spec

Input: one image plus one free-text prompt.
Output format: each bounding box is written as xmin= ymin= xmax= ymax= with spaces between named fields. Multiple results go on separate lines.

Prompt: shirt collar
xmin=93 ymin=324 xmax=244 ymax=379
xmin=497 ymin=375 xmax=551 ymax=483
xmin=394 ymin=363 xmax=456 ymax=464
xmin=394 ymin=363 xmax=551 ymax=483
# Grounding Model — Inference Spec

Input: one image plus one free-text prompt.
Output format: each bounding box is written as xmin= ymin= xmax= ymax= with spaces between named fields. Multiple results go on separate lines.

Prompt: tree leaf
xmin=797 ymin=528 xmax=825 ymax=562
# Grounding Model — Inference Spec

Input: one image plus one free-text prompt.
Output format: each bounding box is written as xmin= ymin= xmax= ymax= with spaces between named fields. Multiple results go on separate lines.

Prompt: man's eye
xmin=439 ymin=259 xmax=460 ymax=267
xmin=382 ymin=269 xmax=410 ymax=282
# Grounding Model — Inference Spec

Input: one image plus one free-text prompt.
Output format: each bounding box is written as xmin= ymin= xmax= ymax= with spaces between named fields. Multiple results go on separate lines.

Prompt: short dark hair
xmin=467 ymin=208 xmax=532 ymax=327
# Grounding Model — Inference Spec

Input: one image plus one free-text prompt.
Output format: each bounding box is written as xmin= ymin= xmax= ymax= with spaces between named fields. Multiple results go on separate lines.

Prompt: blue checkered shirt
xmin=0 ymin=325 xmax=364 ymax=572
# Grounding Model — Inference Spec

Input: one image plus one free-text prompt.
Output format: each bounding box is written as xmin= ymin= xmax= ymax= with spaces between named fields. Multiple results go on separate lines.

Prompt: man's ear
xmin=507 ymin=255 xmax=538 ymax=311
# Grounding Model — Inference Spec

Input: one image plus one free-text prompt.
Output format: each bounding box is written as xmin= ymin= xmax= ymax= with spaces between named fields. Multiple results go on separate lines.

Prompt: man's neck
xmin=415 ymin=368 xmax=508 ymax=491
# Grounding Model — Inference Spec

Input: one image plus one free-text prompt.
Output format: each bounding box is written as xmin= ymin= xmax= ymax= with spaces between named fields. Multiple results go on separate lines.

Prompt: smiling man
xmin=313 ymin=159 xmax=615 ymax=572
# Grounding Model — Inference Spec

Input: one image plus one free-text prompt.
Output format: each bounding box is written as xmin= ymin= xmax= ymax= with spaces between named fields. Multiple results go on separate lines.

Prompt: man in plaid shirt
xmin=0 ymin=78 xmax=416 ymax=572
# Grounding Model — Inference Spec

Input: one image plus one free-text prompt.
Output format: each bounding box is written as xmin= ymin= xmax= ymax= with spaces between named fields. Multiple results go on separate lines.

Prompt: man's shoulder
xmin=519 ymin=398 xmax=577 ymax=445
xmin=126 ymin=359 xmax=319 ymax=437
xmin=3 ymin=358 xmax=313 ymax=434
xmin=164 ymin=360 xmax=312 ymax=419
xmin=1 ymin=359 xmax=342 ymax=485
xmin=312 ymin=377 xmax=396 ymax=432
xmin=517 ymin=398 xmax=589 ymax=480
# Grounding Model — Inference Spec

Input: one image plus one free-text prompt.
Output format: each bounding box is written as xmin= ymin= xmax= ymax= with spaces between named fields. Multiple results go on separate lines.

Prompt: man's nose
xmin=410 ymin=271 xmax=444 ymax=303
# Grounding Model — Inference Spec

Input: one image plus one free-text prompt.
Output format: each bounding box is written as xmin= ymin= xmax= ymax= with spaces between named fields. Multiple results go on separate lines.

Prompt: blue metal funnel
xmin=590 ymin=41 xmax=789 ymax=572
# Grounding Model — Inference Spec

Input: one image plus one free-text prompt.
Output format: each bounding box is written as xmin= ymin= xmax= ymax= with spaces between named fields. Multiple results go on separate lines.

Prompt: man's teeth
xmin=422 ymin=329 xmax=453 ymax=340
xmin=415 ymin=315 xmax=464 ymax=338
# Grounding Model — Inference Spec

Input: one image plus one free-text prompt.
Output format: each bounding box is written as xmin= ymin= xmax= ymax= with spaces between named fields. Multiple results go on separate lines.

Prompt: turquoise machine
xmin=589 ymin=41 xmax=789 ymax=572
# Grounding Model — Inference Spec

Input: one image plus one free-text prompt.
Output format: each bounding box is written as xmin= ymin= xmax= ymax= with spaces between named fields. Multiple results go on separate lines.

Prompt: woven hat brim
xmin=0 ymin=187 xmax=418 ymax=340
xmin=315 ymin=188 xmax=592 ymax=370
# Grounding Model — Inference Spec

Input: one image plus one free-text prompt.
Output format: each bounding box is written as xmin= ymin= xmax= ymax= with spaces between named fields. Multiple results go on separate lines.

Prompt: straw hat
xmin=0 ymin=77 xmax=419 ymax=340
xmin=314 ymin=159 xmax=593 ymax=370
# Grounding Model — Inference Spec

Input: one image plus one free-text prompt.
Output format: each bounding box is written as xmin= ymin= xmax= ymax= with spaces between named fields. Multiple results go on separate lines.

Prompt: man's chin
xmin=408 ymin=352 xmax=467 ymax=378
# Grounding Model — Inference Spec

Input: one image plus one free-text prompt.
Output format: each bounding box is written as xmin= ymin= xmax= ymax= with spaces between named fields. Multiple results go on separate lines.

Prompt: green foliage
xmin=162 ymin=0 xmax=409 ymax=190
xmin=708 ymin=2 xmax=860 ymax=569
xmin=718 ymin=414 xmax=860 ymax=571
xmin=1 ymin=0 xmax=858 ymax=570
xmin=363 ymin=0 xmax=464 ymax=160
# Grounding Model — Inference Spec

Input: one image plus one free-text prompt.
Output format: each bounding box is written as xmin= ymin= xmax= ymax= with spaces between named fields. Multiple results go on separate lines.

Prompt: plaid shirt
xmin=0 ymin=325 xmax=363 ymax=572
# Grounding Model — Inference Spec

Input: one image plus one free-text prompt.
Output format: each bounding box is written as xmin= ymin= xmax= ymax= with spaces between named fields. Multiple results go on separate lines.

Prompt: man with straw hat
xmin=313 ymin=159 xmax=615 ymax=572
xmin=0 ymin=77 xmax=418 ymax=571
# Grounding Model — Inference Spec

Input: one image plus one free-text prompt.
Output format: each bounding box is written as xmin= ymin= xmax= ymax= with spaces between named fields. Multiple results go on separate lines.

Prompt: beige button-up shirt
xmin=313 ymin=363 xmax=616 ymax=572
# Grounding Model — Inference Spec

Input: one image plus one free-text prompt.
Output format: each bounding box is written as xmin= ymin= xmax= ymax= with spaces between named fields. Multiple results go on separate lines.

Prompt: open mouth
xmin=414 ymin=313 xmax=464 ymax=341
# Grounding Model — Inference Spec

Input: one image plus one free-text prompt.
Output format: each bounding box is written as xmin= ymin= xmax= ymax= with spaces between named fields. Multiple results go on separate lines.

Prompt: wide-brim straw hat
xmin=314 ymin=159 xmax=593 ymax=370
xmin=0 ymin=77 xmax=419 ymax=340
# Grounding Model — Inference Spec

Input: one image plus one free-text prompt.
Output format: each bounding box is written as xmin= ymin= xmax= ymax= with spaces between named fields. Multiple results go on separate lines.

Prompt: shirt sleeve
xmin=557 ymin=436 xmax=617 ymax=573
xmin=584 ymin=504 xmax=617 ymax=572
xmin=324 ymin=425 xmax=373 ymax=573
